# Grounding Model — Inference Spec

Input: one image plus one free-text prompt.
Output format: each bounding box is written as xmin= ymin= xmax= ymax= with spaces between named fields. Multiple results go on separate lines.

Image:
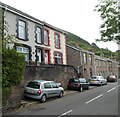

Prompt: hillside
xmin=66 ymin=32 xmax=118 ymax=60
xmin=66 ymin=32 xmax=93 ymax=50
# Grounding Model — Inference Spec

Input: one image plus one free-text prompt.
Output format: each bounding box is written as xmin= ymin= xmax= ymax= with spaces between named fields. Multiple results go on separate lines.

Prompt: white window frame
xmin=36 ymin=48 xmax=42 ymax=63
xmin=18 ymin=20 xmax=26 ymax=39
xmin=36 ymin=27 xmax=42 ymax=43
xmin=55 ymin=34 xmax=60 ymax=48
xmin=55 ymin=53 xmax=62 ymax=64
xmin=83 ymin=53 xmax=87 ymax=63
xmin=89 ymin=54 xmax=92 ymax=65
xmin=16 ymin=46 xmax=29 ymax=62
xmin=44 ymin=30 xmax=49 ymax=45
xmin=45 ymin=50 xmax=49 ymax=64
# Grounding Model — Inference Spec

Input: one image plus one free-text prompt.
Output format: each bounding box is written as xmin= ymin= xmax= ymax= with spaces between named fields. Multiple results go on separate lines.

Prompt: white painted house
xmin=1 ymin=2 xmax=67 ymax=65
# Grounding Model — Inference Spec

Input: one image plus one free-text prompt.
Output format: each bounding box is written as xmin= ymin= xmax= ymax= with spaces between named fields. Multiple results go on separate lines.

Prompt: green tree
xmin=2 ymin=47 xmax=25 ymax=87
xmin=95 ymin=0 xmax=120 ymax=44
xmin=0 ymin=4 xmax=25 ymax=109
xmin=115 ymin=50 xmax=120 ymax=60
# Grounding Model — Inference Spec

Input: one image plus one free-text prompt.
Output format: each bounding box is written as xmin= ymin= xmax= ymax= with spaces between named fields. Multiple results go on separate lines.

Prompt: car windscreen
xmin=73 ymin=79 xmax=79 ymax=83
xmin=92 ymin=76 xmax=99 ymax=79
xmin=91 ymin=76 xmax=99 ymax=79
xmin=69 ymin=78 xmax=79 ymax=83
xmin=110 ymin=76 xmax=116 ymax=78
xmin=27 ymin=81 xmax=40 ymax=89
xmin=79 ymin=79 xmax=86 ymax=83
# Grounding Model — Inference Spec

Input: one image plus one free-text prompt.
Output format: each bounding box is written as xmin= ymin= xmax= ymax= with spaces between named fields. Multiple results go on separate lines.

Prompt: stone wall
xmin=3 ymin=64 xmax=77 ymax=112
xmin=23 ymin=64 xmax=77 ymax=89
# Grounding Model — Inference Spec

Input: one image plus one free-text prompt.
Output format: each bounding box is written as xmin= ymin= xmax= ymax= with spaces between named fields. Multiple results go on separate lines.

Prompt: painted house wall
xmin=5 ymin=11 xmax=39 ymax=61
xmin=43 ymin=26 xmax=67 ymax=64
xmin=4 ymin=8 xmax=67 ymax=65
xmin=3 ymin=3 xmax=118 ymax=79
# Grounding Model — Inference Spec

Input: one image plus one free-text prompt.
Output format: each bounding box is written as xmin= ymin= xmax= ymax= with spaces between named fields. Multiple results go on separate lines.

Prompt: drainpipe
xmin=80 ymin=50 xmax=83 ymax=66
xmin=77 ymin=66 xmax=80 ymax=74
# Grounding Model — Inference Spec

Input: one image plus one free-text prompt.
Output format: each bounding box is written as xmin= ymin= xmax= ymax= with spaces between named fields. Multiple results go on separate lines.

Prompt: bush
xmin=2 ymin=47 xmax=25 ymax=87
xmin=2 ymin=47 xmax=25 ymax=109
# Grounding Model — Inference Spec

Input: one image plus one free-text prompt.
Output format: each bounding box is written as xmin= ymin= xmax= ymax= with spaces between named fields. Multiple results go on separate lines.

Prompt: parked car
xmin=89 ymin=76 xmax=107 ymax=86
xmin=67 ymin=77 xmax=90 ymax=92
xmin=107 ymin=75 xmax=117 ymax=82
xmin=24 ymin=80 xmax=64 ymax=103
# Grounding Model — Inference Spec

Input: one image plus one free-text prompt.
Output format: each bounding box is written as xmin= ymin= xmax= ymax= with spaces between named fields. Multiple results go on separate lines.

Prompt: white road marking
xmin=86 ymin=94 xmax=103 ymax=104
xmin=116 ymin=85 xmax=120 ymax=88
xmin=58 ymin=110 xmax=73 ymax=117
xmin=107 ymin=87 xmax=116 ymax=92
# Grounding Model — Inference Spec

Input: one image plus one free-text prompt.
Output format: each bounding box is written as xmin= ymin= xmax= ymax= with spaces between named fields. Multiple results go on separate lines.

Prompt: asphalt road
xmin=3 ymin=80 xmax=120 ymax=116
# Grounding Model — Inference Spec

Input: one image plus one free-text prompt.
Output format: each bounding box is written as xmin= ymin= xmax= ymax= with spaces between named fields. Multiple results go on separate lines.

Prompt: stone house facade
xmin=107 ymin=59 xmax=119 ymax=78
xmin=95 ymin=56 xmax=109 ymax=78
xmin=95 ymin=55 xmax=119 ymax=78
xmin=1 ymin=2 xmax=67 ymax=65
xmin=66 ymin=44 xmax=95 ymax=79
xmin=81 ymin=49 xmax=95 ymax=79
xmin=1 ymin=2 xmax=119 ymax=112
xmin=66 ymin=44 xmax=119 ymax=79
xmin=1 ymin=2 xmax=119 ymax=79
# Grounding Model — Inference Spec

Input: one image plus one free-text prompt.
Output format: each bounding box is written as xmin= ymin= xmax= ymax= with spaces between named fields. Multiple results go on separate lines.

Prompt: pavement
xmin=2 ymin=89 xmax=78 ymax=115
xmin=3 ymin=86 xmax=96 ymax=115
xmin=20 ymin=90 xmax=78 ymax=108
xmin=14 ymin=86 xmax=96 ymax=110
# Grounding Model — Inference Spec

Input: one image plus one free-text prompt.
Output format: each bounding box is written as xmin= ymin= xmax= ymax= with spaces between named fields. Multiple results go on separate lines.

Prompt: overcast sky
xmin=1 ymin=0 xmax=118 ymax=52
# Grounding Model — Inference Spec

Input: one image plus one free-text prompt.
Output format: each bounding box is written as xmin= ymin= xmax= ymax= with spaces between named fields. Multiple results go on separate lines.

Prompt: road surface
xmin=3 ymin=81 xmax=120 ymax=116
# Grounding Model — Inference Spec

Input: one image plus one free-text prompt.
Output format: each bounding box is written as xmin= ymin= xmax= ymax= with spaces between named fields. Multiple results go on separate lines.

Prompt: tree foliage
xmin=95 ymin=0 xmax=120 ymax=44
xmin=66 ymin=32 xmax=93 ymax=50
xmin=0 ymin=5 xmax=26 ymax=109
xmin=2 ymin=47 xmax=25 ymax=87
xmin=66 ymin=32 xmax=118 ymax=59
xmin=0 ymin=5 xmax=25 ymax=88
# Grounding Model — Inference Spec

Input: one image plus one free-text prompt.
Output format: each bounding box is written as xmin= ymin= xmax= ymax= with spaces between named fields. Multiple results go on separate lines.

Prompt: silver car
xmin=24 ymin=80 xmax=64 ymax=103
xmin=89 ymin=76 xmax=107 ymax=86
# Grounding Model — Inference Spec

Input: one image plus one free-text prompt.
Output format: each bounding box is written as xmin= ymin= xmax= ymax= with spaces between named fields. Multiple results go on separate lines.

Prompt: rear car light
xmin=77 ymin=83 xmax=80 ymax=86
xmin=37 ymin=89 xmax=42 ymax=95
xmin=67 ymin=82 xmax=71 ymax=86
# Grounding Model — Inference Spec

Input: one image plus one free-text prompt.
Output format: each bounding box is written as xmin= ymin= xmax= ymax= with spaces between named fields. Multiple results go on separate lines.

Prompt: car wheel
xmin=40 ymin=95 xmax=47 ymax=103
xmin=67 ymin=86 xmax=70 ymax=90
xmin=24 ymin=96 xmax=29 ymax=100
xmin=79 ymin=86 xmax=83 ymax=92
xmin=87 ymin=86 xmax=89 ymax=90
xmin=59 ymin=91 xmax=64 ymax=98
xmin=100 ymin=82 xmax=102 ymax=86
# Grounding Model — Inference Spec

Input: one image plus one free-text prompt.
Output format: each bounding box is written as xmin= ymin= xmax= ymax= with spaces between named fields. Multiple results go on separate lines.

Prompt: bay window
xmin=16 ymin=46 xmax=29 ymax=64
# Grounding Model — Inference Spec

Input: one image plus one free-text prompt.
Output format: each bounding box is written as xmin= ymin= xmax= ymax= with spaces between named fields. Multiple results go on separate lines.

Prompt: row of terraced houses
xmin=1 ymin=2 xmax=119 ymax=79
